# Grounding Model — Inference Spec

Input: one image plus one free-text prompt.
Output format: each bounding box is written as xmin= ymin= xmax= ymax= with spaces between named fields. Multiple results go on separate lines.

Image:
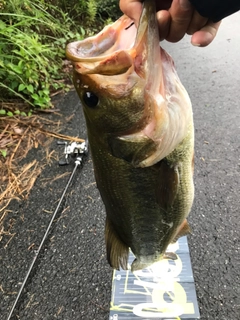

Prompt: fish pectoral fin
xmin=108 ymin=134 xmax=157 ymax=167
xmin=156 ymin=160 xmax=180 ymax=210
xmin=105 ymin=217 xmax=129 ymax=270
xmin=172 ymin=219 xmax=191 ymax=243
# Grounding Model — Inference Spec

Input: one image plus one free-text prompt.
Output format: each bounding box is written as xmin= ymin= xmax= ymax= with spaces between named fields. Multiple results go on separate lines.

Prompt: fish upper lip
xmin=66 ymin=15 xmax=139 ymax=76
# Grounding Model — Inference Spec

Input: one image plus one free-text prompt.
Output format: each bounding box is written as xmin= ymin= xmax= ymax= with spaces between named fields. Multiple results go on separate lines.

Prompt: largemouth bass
xmin=66 ymin=0 xmax=194 ymax=271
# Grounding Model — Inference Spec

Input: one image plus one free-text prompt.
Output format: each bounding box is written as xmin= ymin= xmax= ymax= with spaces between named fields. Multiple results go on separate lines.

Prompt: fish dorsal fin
xmin=105 ymin=217 xmax=129 ymax=270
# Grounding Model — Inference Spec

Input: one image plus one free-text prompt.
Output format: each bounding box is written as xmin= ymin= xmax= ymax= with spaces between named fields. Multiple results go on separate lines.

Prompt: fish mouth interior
xmin=67 ymin=16 xmax=137 ymax=61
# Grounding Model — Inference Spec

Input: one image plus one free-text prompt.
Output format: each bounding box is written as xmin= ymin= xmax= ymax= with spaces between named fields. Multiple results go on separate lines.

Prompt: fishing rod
xmin=7 ymin=139 xmax=88 ymax=320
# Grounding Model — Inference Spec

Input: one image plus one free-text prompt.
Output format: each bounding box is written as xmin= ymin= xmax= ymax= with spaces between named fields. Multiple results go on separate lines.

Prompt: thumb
xmin=119 ymin=0 xmax=143 ymax=26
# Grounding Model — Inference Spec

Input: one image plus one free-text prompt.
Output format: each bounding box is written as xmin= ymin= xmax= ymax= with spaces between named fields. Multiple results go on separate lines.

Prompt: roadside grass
xmin=0 ymin=108 xmax=85 ymax=244
xmin=0 ymin=0 xmax=121 ymax=242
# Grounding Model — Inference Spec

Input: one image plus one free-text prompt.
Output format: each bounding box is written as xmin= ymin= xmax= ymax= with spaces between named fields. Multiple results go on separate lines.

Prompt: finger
xmin=187 ymin=10 xmax=208 ymax=35
xmin=119 ymin=0 xmax=143 ymax=25
xmin=156 ymin=10 xmax=171 ymax=41
xmin=191 ymin=21 xmax=221 ymax=47
xmin=167 ymin=0 xmax=194 ymax=42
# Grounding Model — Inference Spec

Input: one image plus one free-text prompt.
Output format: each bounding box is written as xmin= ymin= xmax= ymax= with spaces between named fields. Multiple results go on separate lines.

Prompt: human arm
xmin=189 ymin=0 xmax=240 ymax=22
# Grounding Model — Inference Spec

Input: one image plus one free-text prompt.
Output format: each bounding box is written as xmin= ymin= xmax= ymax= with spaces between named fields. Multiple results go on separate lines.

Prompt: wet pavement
xmin=1 ymin=12 xmax=240 ymax=320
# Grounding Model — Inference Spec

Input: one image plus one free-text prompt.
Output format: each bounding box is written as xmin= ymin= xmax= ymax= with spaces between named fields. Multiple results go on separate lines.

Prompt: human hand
xmin=119 ymin=0 xmax=221 ymax=47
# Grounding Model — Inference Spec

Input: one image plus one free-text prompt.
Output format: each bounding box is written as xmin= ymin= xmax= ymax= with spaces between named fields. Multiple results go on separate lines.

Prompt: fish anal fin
xmin=105 ymin=217 xmax=129 ymax=270
xmin=172 ymin=219 xmax=191 ymax=243
xmin=108 ymin=134 xmax=157 ymax=167
xmin=156 ymin=160 xmax=180 ymax=211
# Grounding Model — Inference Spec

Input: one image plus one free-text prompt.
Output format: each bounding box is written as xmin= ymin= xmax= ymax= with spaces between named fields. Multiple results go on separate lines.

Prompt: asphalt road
xmin=1 ymin=11 xmax=239 ymax=320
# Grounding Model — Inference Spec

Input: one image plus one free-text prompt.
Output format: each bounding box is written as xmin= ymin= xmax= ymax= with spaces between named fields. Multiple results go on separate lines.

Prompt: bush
xmin=0 ymin=0 xmax=122 ymax=109
xmin=97 ymin=0 xmax=122 ymax=20
xmin=0 ymin=0 xmax=86 ymax=109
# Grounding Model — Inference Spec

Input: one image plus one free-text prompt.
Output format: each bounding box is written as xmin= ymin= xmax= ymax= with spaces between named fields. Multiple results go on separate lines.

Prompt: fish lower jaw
xmin=131 ymin=250 xmax=178 ymax=272
xmin=131 ymin=254 xmax=165 ymax=272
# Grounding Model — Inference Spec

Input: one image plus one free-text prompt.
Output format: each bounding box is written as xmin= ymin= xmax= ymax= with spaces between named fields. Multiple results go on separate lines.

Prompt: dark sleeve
xmin=189 ymin=0 xmax=240 ymax=22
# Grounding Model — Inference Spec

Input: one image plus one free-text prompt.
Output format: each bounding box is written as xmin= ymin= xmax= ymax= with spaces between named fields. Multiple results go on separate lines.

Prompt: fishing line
xmin=7 ymin=140 xmax=88 ymax=320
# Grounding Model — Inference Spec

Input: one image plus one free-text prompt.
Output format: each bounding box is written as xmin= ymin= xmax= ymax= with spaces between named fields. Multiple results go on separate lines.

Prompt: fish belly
xmin=89 ymin=121 xmax=194 ymax=271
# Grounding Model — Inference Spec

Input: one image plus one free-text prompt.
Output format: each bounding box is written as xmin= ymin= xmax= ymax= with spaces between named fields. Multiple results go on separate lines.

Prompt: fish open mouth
xmin=66 ymin=15 xmax=139 ymax=76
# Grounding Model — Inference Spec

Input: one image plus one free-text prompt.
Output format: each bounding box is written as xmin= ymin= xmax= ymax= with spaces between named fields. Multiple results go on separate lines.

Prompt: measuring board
xmin=109 ymin=236 xmax=200 ymax=320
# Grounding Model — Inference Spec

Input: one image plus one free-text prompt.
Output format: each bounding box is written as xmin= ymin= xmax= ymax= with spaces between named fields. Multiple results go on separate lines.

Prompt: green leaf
xmin=14 ymin=110 xmax=20 ymax=115
xmin=27 ymin=84 xmax=34 ymax=93
xmin=11 ymin=81 xmax=19 ymax=90
xmin=31 ymin=93 xmax=39 ymax=100
xmin=0 ymin=21 xmax=6 ymax=30
xmin=0 ymin=150 xmax=7 ymax=157
xmin=7 ymin=111 xmax=14 ymax=117
xmin=42 ymin=88 xmax=50 ymax=95
xmin=0 ymin=109 xmax=6 ymax=115
xmin=80 ymin=27 xmax=85 ymax=36
xmin=8 ymin=63 xmax=23 ymax=74
xmin=18 ymin=83 xmax=26 ymax=92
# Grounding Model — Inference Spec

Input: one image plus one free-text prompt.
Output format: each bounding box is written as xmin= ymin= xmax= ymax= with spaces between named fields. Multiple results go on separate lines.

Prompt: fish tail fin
xmin=105 ymin=217 xmax=129 ymax=270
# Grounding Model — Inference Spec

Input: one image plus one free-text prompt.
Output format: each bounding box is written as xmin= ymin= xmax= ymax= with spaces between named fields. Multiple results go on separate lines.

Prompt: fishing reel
xmin=57 ymin=140 xmax=88 ymax=166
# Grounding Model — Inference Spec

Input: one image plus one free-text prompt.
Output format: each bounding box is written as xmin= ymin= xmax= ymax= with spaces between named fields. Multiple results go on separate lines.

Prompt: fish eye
xmin=83 ymin=91 xmax=99 ymax=108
